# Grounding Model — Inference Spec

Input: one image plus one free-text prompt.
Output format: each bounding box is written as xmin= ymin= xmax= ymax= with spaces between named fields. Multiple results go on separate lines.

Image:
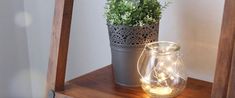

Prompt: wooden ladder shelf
xmin=46 ymin=0 xmax=235 ymax=98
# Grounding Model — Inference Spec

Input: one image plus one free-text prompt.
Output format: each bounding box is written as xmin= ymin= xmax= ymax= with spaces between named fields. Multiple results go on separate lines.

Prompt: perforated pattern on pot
xmin=108 ymin=23 xmax=159 ymax=48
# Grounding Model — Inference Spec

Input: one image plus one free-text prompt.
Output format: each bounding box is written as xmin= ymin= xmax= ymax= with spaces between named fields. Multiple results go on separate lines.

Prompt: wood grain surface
xmin=56 ymin=65 xmax=212 ymax=98
xmin=212 ymin=0 xmax=235 ymax=98
xmin=46 ymin=0 xmax=74 ymax=93
xmin=227 ymin=42 xmax=235 ymax=98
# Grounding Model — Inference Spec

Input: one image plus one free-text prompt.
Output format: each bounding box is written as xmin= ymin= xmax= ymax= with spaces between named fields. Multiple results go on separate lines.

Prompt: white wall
xmin=0 ymin=0 xmax=32 ymax=98
xmin=66 ymin=0 xmax=111 ymax=81
xmin=23 ymin=0 xmax=224 ymax=98
xmin=159 ymin=0 xmax=224 ymax=82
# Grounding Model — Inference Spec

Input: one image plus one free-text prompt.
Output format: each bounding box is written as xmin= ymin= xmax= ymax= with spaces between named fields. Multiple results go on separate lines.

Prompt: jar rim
xmin=145 ymin=41 xmax=180 ymax=55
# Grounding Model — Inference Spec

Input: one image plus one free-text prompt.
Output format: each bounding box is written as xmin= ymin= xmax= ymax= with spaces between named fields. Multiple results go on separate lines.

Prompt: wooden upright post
xmin=46 ymin=0 xmax=74 ymax=97
xmin=227 ymin=42 xmax=235 ymax=98
xmin=212 ymin=0 xmax=235 ymax=98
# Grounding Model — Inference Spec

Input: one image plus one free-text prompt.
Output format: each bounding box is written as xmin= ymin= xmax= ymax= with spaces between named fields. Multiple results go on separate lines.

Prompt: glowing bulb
xmin=158 ymin=72 xmax=167 ymax=82
xmin=149 ymin=87 xmax=173 ymax=95
xmin=167 ymin=67 xmax=173 ymax=72
xmin=166 ymin=56 xmax=172 ymax=61
xmin=158 ymin=78 xmax=164 ymax=82
xmin=143 ymin=85 xmax=151 ymax=90
xmin=170 ymin=76 xmax=175 ymax=80
xmin=173 ymin=62 xmax=178 ymax=65
xmin=159 ymin=73 xmax=165 ymax=78
xmin=158 ymin=62 xmax=164 ymax=66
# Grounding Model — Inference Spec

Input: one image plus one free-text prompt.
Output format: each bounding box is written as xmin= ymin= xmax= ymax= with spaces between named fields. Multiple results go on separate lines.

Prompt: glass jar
xmin=137 ymin=41 xmax=187 ymax=98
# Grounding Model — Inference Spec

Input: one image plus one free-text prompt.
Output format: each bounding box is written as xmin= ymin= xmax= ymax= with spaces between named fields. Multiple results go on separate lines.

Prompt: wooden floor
xmin=59 ymin=65 xmax=212 ymax=98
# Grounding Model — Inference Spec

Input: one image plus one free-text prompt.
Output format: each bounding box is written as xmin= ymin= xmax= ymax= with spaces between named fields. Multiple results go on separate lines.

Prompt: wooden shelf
xmin=57 ymin=65 xmax=212 ymax=98
xmin=47 ymin=0 xmax=235 ymax=97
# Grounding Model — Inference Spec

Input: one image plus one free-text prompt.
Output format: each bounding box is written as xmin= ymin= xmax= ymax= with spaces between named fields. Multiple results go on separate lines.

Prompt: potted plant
xmin=105 ymin=0 xmax=168 ymax=87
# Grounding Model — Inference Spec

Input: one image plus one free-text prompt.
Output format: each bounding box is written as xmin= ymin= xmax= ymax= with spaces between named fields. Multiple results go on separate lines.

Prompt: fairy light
xmin=142 ymin=75 xmax=173 ymax=95
xmin=159 ymin=72 xmax=167 ymax=82
xmin=149 ymin=87 xmax=173 ymax=95
xmin=142 ymin=64 xmax=174 ymax=95
xmin=158 ymin=62 xmax=164 ymax=66
xmin=138 ymin=41 xmax=186 ymax=97
xmin=167 ymin=67 xmax=173 ymax=72
xmin=170 ymin=76 xmax=175 ymax=80
xmin=166 ymin=55 xmax=172 ymax=61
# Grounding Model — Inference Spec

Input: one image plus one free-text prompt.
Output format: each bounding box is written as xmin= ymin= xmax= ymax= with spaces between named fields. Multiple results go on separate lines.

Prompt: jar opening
xmin=145 ymin=41 xmax=180 ymax=55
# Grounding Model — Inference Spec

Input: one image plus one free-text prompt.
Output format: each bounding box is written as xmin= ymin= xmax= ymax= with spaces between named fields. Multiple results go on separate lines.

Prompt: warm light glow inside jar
xmin=137 ymin=41 xmax=187 ymax=98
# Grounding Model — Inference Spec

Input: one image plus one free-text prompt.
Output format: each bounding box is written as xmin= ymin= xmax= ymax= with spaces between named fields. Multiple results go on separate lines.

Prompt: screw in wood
xmin=48 ymin=90 xmax=55 ymax=98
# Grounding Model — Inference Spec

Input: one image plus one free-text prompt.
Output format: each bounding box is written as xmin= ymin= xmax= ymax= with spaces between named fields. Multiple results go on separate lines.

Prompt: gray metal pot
xmin=107 ymin=23 xmax=159 ymax=87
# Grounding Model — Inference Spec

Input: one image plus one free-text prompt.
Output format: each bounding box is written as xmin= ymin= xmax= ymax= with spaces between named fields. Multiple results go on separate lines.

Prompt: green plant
xmin=105 ymin=0 xmax=169 ymax=26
